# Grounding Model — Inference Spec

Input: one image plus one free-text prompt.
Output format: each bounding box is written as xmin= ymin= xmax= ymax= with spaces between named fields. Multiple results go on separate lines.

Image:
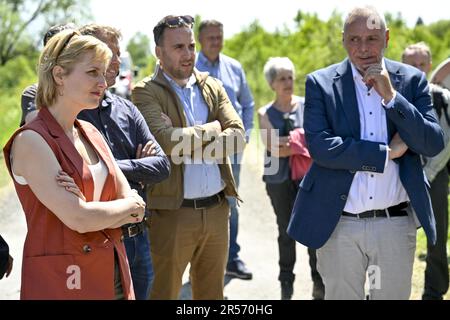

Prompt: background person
xmin=402 ymin=42 xmax=450 ymax=300
xmin=78 ymin=23 xmax=171 ymax=300
xmin=196 ymin=19 xmax=254 ymax=280
xmin=258 ymin=57 xmax=324 ymax=300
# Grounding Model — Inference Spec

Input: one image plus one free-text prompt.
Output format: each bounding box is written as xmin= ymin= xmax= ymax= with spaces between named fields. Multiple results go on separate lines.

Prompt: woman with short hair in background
xmin=258 ymin=57 xmax=324 ymax=300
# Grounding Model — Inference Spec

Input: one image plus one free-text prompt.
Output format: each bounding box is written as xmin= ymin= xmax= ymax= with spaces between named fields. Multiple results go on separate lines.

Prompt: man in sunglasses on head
xmin=132 ymin=15 xmax=245 ymax=300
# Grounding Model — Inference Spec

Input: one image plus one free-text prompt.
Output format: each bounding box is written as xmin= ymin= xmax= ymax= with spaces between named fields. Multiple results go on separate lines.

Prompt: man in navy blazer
xmin=287 ymin=6 xmax=444 ymax=300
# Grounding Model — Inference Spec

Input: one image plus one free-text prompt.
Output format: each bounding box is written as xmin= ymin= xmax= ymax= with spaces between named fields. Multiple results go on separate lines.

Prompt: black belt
xmin=121 ymin=220 xmax=146 ymax=238
xmin=342 ymin=202 xmax=409 ymax=219
xmin=181 ymin=191 xmax=224 ymax=210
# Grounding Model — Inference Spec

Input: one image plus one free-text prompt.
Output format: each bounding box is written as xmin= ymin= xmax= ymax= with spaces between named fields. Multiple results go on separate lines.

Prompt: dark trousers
xmin=266 ymin=180 xmax=322 ymax=285
xmin=424 ymin=167 xmax=449 ymax=299
xmin=227 ymin=155 xmax=242 ymax=265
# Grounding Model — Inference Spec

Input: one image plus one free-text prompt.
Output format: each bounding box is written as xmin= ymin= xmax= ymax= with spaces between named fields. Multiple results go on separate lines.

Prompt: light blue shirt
xmin=196 ymin=51 xmax=254 ymax=141
xmin=163 ymin=72 xmax=225 ymax=199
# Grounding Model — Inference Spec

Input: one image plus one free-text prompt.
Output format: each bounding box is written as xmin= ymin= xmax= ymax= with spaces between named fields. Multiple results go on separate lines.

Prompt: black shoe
xmin=422 ymin=293 xmax=443 ymax=300
xmin=281 ymin=281 xmax=293 ymax=300
xmin=226 ymin=260 xmax=253 ymax=280
xmin=312 ymin=281 xmax=325 ymax=300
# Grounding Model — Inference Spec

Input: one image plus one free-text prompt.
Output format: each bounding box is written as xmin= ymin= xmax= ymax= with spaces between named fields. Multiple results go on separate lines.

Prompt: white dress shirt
xmin=343 ymin=61 xmax=409 ymax=214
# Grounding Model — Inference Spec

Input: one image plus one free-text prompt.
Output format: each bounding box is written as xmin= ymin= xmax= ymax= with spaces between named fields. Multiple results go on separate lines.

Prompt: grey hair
xmin=343 ymin=6 xmax=387 ymax=34
xmin=263 ymin=57 xmax=295 ymax=85
xmin=199 ymin=20 xmax=223 ymax=34
xmin=402 ymin=42 xmax=432 ymax=63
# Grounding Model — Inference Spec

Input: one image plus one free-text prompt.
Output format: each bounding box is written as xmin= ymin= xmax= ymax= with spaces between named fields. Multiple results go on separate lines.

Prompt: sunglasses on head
xmin=154 ymin=15 xmax=195 ymax=45
xmin=54 ymin=30 xmax=78 ymax=63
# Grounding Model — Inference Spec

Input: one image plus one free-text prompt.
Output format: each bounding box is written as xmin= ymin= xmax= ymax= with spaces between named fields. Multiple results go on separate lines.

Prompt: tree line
xmin=1 ymin=4 xmax=450 ymax=148
xmin=221 ymin=11 xmax=450 ymax=108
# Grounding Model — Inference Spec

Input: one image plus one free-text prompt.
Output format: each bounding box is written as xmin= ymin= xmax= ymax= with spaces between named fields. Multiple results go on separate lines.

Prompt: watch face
xmin=430 ymin=58 xmax=450 ymax=90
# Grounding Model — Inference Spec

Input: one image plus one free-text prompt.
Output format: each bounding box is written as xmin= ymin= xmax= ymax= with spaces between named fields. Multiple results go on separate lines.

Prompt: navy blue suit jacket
xmin=287 ymin=58 xmax=444 ymax=249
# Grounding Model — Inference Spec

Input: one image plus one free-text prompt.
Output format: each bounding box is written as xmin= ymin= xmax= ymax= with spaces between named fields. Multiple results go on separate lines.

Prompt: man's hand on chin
xmin=363 ymin=64 xmax=395 ymax=102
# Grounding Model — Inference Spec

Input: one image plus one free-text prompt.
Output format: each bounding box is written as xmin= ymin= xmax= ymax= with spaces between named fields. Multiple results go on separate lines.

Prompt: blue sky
xmin=90 ymin=0 xmax=449 ymax=46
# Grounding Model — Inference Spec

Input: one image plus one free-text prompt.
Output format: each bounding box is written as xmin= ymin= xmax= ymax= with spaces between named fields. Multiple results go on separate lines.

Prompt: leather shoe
xmin=226 ymin=260 xmax=253 ymax=280
xmin=422 ymin=292 xmax=443 ymax=300
xmin=281 ymin=280 xmax=293 ymax=300
xmin=312 ymin=280 xmax=325 ymax=300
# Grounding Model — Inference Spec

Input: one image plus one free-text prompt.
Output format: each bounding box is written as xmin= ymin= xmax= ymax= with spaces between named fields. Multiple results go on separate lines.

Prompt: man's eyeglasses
xmin=153 ymin=15 xmax=195 ymax=46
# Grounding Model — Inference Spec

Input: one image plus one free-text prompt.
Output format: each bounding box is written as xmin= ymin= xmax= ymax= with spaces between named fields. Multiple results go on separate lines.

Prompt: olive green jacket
xmin=132 ymin=66 xmax=245 ymax=210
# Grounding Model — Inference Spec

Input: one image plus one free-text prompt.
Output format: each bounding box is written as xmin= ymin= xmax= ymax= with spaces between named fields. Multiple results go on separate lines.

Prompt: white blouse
xmin=11 ymin=155 xmax=108 ymax=202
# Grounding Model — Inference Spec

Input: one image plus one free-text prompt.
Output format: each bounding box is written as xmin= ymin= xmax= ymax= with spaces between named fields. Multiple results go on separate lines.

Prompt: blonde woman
xmin=3 ymin=30 xmax=144 ymax=300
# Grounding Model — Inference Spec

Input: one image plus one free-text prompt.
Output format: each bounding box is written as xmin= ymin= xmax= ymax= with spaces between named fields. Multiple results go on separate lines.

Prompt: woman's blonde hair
xmin=36 ymin=29 xmax=112 ymax=109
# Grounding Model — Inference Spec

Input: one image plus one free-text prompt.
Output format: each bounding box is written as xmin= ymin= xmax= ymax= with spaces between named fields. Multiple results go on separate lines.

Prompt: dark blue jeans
xmin=227 ymin=153 xmax=242 ymax=264
xmin=123 ymin=227 xmax=153 ymax=300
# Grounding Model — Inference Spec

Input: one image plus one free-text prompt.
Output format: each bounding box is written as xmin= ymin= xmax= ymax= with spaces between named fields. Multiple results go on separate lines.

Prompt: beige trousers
xmin=149 ymin=199 xmax=229 ymax=300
